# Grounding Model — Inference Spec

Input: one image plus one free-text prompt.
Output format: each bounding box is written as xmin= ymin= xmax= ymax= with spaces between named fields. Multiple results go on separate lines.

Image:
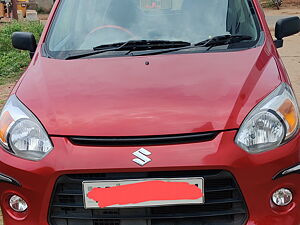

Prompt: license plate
xmin=83 ymin=177 xmax=204 ymax=209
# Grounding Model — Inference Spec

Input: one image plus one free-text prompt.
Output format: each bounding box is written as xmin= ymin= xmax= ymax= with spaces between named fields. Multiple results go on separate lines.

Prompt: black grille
xmin=49 ymin=170 xmax=248 ymax=225
xmin=68 ymin=131 xmax=220 ymax=147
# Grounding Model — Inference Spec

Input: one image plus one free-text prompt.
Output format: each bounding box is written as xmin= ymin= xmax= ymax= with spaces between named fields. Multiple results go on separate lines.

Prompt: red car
xmin=1 ymin=0 xmax=300 ymax=224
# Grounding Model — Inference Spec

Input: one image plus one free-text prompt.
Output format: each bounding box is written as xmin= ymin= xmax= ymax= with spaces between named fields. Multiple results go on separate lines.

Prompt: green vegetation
xmin=0 ymin=98 xmax=7 ymax=107
xmin=260 ymin=0 xmax=277 ymax=8
xmin=0 ymin=21 xmax=44 ymax=85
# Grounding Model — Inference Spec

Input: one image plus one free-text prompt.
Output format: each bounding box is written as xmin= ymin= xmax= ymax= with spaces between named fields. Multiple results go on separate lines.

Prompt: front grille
xmin=68 ymin=131 xmax=220 ymax=147
xmin=49 ymin=170 xmax=248 ymax=225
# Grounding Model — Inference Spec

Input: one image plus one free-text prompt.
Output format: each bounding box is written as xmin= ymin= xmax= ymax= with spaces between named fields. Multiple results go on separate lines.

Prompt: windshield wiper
xmin=195 ymin=35 xmax=253 ymax=50
xmin=65 ymin=40 xmax=191 ymax=60
xmin=65 ymin=36 xmax=252 ymax=59
xmin=133 ymin=35 xmax=253 ymax=56
xmin=94 ymin=40 xmax=191 ymax=50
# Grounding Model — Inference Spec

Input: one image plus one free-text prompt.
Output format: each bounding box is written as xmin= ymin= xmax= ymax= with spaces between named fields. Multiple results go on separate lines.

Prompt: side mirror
xmin=274 ymin=16 xmax=300 ymax=48
xmin=12 ymin=32 xmax=37 ymax=58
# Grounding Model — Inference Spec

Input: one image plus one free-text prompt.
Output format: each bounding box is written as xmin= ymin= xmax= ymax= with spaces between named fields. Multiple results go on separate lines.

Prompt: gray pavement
xmin=266 ymin=14 xmax=300 ymax=27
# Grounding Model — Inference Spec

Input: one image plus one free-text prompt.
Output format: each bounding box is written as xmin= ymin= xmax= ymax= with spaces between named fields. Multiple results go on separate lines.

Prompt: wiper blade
xmin=65 ymin=41 xmax=130 ymax=60
xmin=195 ymin=35 xmax=253 ymax=48
xmin=65 ymin=40 xmax=191 ymax=60
xmin=94 ymin=40 xmax=191 ymax=51
xmin=133 ymin=35 xmax=253 ymax=57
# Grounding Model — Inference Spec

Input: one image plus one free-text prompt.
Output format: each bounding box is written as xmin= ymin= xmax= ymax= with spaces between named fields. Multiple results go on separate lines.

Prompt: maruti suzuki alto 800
xmin=1 ymin=0 xmax=300 ymax=224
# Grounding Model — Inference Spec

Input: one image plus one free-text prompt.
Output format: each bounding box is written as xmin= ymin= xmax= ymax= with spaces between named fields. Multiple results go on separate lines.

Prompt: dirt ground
xmin=261 ymin=0 xmax=300 ymax=8
xmin=265 ymin=7 xmax=300 ymax=15
xmin=0 ymin=83 xmax=15 ymax=109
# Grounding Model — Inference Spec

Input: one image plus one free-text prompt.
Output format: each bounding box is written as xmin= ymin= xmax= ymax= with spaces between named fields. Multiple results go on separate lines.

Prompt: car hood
xmin=17 ymin=48 xmax=281 ymax=136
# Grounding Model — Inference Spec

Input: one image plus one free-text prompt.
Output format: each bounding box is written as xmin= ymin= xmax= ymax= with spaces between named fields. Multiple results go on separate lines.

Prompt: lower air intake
xmin=49 ymin=170 xmax=248 ymax=225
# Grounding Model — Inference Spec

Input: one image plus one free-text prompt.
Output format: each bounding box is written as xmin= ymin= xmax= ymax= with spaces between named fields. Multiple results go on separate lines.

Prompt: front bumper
xmin=0 ymin=130 xmax=300 ymax=225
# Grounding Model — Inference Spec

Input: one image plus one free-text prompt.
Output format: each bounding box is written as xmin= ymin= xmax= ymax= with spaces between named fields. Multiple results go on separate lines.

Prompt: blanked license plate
xmin=83 ymin=177 xmax=204 ymax=209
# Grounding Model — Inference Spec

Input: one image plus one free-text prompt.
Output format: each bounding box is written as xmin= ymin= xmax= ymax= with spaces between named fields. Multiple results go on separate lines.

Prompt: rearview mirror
xmin=274 ymin=16 xmax=300 ymax=48
xmin=12 ymin=32 xmax=37 ymax=58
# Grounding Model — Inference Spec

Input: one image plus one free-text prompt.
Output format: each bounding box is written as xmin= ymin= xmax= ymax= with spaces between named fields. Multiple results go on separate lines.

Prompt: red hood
xmin=16 ymin=47 xmax=281 ymax=136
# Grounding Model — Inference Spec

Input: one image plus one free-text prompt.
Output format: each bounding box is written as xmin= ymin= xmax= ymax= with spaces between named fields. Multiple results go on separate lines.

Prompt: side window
xmin=227 ymin=0 xmax=257 ymax=39
xmin=239 ymin=0 xmax=258 ymax=38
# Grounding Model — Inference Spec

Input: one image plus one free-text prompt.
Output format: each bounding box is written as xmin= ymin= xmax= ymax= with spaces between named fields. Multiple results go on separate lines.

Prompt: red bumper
xmin=1 ymin=130 xmax=300 ymax=225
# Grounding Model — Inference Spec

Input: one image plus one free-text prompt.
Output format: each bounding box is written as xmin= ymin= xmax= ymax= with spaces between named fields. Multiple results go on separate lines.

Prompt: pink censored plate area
xmin=83 ymin=177 xmax=204 ymax=209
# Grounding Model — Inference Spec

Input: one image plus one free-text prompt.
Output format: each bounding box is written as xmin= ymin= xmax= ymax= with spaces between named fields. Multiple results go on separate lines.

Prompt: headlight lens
xmin=235 ymin=83 xmax=299 ymax=153
xmin=0 ymin=95 xmax=53 ymax=160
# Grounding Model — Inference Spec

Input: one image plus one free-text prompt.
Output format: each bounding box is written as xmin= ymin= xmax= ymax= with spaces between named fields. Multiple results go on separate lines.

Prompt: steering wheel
xmin=88 ymin=25 xmax=136 ymax=38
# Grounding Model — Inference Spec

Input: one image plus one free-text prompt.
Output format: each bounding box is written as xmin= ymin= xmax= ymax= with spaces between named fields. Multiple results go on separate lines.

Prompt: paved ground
xmin=266 ymin=14 xmax=300 ymax=27
xmin=266 ymin=8 xmax=300 ymax=100
xmin=265 ymin=8 xmax=300 ymax=26
xmin=0 ymin=8 xmax=299 ymax=225
xmin=278 ymin=34 xmax=300 ymax=99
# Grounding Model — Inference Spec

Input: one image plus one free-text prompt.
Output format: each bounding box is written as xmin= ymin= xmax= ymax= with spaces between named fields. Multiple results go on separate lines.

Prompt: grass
xmin=260 ymin=0 xmax=281 ymax=8
xmin=0 ymin=98 xmax=6 ymax=106
xmin=261 ymin=0 xmax=275 ymax=8
xmin=0 ymin=21 xmax=44 ymax=85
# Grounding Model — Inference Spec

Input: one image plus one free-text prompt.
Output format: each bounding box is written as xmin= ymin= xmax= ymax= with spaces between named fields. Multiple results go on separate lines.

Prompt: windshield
xmin=46 ymin=0 xmax=261 ymax=58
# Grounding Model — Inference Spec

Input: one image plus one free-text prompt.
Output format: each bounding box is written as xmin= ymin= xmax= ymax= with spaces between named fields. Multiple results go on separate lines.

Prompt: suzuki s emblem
xmin=132 ymin=148 xmax=152 ymax=166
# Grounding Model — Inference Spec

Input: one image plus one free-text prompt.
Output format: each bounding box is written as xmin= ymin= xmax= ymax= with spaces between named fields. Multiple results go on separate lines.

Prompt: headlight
xmin=235 ymin=83 xmax=299 ymax=154
xmin=0 ymin=95 xmax=53 ymax=161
